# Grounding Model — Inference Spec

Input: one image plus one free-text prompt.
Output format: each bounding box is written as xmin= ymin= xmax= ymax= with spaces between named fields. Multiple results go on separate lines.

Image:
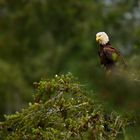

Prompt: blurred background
xmin=0 ymin=0 xmax=140 ymax=132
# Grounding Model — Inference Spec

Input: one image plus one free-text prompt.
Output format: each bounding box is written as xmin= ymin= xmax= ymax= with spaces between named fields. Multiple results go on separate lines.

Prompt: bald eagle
xmin=96 ymin=32 xmax=126 ymax=71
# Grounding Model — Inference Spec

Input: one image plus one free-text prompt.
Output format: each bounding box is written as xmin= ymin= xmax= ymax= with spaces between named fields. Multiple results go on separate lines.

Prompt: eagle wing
xmin=103 ymin=46 xmax=120 ymax=62
xmin=103 ymin=46 xmax=127 ymax=68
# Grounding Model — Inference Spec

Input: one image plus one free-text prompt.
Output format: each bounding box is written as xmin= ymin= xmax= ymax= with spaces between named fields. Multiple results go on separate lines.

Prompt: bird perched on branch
xmin=96 ymin=32 xmax=126 ymax=72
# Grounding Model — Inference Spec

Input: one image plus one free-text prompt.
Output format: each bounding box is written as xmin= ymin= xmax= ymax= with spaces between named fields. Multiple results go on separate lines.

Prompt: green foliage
xmin=0 ymin=0 xmax=140 ymax=138
xmin=0 ymin=74 xmax=128 ymax=139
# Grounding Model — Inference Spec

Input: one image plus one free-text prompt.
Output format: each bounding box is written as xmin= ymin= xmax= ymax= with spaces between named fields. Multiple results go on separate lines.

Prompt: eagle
xmin=96 ymin=32 xmax=126 ymax=71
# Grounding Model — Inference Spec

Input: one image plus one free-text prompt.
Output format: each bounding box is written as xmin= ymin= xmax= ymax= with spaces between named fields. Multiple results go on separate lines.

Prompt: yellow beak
xmin=96 ymin=36 xmax=100 ymax=42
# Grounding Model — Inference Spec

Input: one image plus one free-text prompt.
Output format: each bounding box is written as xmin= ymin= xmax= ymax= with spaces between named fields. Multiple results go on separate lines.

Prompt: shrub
xmin=0 ymin=73 xmax=127 ymax=139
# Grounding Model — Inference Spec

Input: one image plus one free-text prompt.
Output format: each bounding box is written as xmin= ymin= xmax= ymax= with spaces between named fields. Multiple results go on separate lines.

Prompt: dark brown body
xmin=98 ymin=42 xmax=125 ymax=70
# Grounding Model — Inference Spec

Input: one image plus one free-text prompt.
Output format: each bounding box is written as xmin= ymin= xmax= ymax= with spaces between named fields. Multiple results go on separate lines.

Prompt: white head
xmin=96 ymin=32 xmax=109 ymax=45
